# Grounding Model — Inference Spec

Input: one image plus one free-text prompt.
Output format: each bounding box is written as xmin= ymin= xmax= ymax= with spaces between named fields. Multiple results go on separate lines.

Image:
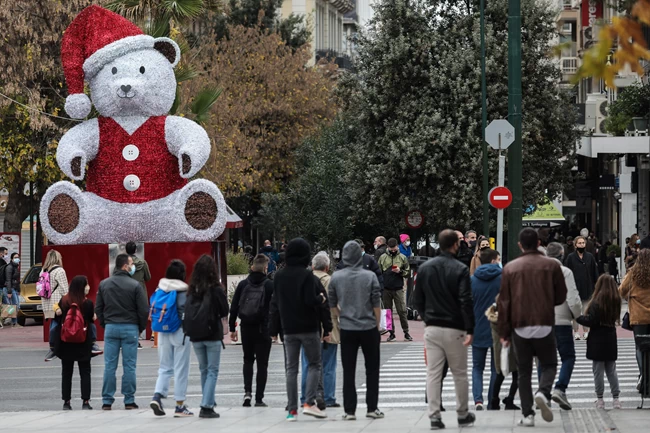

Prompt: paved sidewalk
xmin=2 ymin=407 xmax=649 ymax=433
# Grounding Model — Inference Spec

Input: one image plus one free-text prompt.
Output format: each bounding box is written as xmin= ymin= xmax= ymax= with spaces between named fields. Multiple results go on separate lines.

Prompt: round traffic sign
xmin=488 ymin=186 xmax=512 ymax=209
xmin=405 ymin=210 xmax=424 ymax=229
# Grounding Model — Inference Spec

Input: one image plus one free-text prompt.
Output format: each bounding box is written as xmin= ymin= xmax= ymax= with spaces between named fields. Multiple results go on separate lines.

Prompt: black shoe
xmin=404 ymin=333 xmax=413 ymax=341
xmin=102 ymin=404 xmax=112 ymax=411
xmin=503 ymin=398 xmax=520 ymax=410
xmin=458 ymin=412 xmax=476 ymax=427
xmin=63 ymin=401 xmax=72 ymax=411
xmin=440 ymin=405 xmax=446 ymax=412
xmin=243 ymin=393 xmax=252 ymax=407
xmin=150 ymin=394 xmax=165 ymax=416
xmin=316 ymin=397 xmax=326 ymax=411
xmin=45 ymin=349 xmax=57 ymax=362
xmin=326 ymin=402 xmax=341 ymax=408
xmin=125 ymin=403 xmax=139 ymax=410
xmin=82 ymin=401 xmax=93 ymax=410
xmin=431 ymin=418 xmax=445 ymax=429
xmin=254 ymin=401 xmax=268 ymax=407
xmin=488 ymin=398 xmax=500 ymax=410
xmin=199 ymin=407 xmax=220 ymax=418
xmin=387 ymin=333 xmax=396 ymax=342
xmin=137 ymin=343 xmax=143 ymax=350
xmin=285 ymin=405 xmax=289 ymax=411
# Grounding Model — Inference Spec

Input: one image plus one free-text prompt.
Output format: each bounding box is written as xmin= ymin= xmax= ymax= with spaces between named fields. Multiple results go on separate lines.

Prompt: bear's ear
xmin=153 ymin=37 xmax=181 ymax=68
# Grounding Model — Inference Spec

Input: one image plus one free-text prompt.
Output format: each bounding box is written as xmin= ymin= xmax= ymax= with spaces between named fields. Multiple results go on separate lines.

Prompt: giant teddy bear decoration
xmin=40 ymin=5 xmax=227 ymax=244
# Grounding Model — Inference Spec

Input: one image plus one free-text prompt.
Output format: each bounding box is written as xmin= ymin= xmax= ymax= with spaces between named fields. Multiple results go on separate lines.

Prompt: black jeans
xmin=241 ymin=324 xmax=272 ymax=402
xmin=341 ymin=328 xmax=380 ymax=414
xmin=491 ymin=371 xmax=519 ymax=402
xmin=634 ymin=324 xmax=650 ymax=373
xmin=61 ymin=359 xmax=91 ymax=402
xmin=512 ymin=331 xmax=557 ymax=418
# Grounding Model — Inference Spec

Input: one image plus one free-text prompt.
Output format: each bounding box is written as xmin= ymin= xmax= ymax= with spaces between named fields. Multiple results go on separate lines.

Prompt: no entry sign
xmin=405 ymin=210 xmax=424 ymax=229
xmin=489 ymin=186 xmax=512 ymax=209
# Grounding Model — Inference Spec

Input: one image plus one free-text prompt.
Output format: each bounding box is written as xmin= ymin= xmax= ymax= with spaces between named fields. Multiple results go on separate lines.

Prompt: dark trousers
xmin=512 ymin=331 xmax=557 ymax=417
xmin=491 ymin=371 xmax=519 ymax=403
xmin=61 ymin=359 xmax=91 ymax=402
xmin=241 ymin=324 xmax=272 ymax=402
xmin=554 ymin=325 xmax=576 ymax=392
xmin=341 ymin=328 xmax=380 ymax=414
xmin=634 ymin=325 xmax=650 ymax=373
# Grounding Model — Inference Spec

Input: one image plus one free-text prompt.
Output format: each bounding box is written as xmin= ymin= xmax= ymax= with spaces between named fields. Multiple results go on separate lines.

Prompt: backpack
xmin=36 ymin=266 xmax=60 ymax=299
xmin=262 ymin=251 xmax=279 ymax=274
xmin=237 ymin=280 xmax=266 ymax=324
xmin=149 ymin=289 xmax=182 ymax=333
xmin=61 ymin=303 xmax=87 ymax=343
xmin=183 ymin=292 xmax=221 ymax=340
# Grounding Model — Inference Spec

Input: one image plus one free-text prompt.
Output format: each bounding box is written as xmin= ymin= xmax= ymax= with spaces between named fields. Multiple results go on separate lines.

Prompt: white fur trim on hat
xmin=65 ymin=93 xmax=92 ymax=119
xmin=83 ymin=35 xmax=155 ymax=78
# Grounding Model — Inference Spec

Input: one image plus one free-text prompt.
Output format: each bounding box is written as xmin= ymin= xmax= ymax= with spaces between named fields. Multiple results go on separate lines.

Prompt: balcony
xmin=316 ymin=49 xmax=353 ymax=70
xmin=561 ymin=57 xmax=579 ymax=75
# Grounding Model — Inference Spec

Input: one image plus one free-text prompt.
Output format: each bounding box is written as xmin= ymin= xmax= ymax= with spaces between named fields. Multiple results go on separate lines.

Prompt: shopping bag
xmin=501 ymin=343 xmax=511 ymax=377
xmin=380 ymin=309 xmax=393 ymax=332
xmin=1 ymin=304 xmax=17 ymax=319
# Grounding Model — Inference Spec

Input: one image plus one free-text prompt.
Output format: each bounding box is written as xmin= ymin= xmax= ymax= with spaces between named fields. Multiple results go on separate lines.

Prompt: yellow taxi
xmin=17 ymin=263 xmax=44 ymax=326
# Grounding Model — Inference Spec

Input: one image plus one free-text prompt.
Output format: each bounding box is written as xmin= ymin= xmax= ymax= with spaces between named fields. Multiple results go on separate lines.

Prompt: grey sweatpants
xmin=593 ymin=361 xmax=620 ymax=398
xmin=284 ymin=332 xmax=322 ymax=412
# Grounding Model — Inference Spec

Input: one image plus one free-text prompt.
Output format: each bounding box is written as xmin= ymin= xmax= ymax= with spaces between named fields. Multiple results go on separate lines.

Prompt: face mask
xmin=84 ymin=286 xmax=90 ymax=295
xmin=576 ymin=247 xmax=585 ymax=254
xmin=405 ymin=241 xmax=411 ymax=247
xmin=469 ymin=240 xmax=477 ymax=249
xmin=637 ymin=240 xmax=641 ymax=245
xmin=480 ymin=246 xmax=489 ymax=250
xmin=129 ymin=264 xmax=136 ymax=275
xmin=361 ymin=251 xmax=365 ymax=256
xmin=498 ymin=261 xmax=503 ymax=269
xmin=389 ymin=250 xmax=399 ymax=256
xmin=13 ymin=258 xmax=19 ymax=264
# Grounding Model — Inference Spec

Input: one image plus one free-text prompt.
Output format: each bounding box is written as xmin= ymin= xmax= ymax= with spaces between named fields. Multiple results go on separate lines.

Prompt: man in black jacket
xmin=373 ymin=236 xmax=387 ymax=262
xmin=336 ymin=239 xmax=383 ymax=287
xmin=96 ymin=254 xmax=149 ymax=410
xmin=412 ymin=229 xmax=475 ymax=430
xmin=269 ymin=238 xmax=332 ymax=420
xmin=229 ymin=254 xmax=274 ymax=408
xmin=564 ymin=236 xmax=599 ymax=340
xmin=455 ymin=231 xmax=473 ymax=268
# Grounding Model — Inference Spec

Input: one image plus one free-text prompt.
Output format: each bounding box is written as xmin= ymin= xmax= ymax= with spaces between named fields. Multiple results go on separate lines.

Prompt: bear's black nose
xmin=121 ymin=85 xmax=132 ymax=93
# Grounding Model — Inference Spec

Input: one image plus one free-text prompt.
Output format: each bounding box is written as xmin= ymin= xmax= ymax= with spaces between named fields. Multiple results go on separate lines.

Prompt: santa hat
xmin=61 ymin=5 xmax=179 ymax=119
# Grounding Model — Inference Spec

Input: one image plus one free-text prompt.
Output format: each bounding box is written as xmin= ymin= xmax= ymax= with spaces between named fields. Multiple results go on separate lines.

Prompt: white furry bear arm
xmin=165 ymin=116 xmax=211 ymax=179
xmin=56 ymin=118 xmax=100 ymax=181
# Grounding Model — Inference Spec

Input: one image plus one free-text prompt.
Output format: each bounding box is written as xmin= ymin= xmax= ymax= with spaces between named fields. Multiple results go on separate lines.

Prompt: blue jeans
xmin=554 ymin=325 xmax=576 ymax=392
xmin=155 ymin=328 xmax=191 ymax=401
xmin=471 ymin=346 xmax=496 ymax=404
xmin=102 ymin=324 xmax=139 ymax=405
xmin=301 ymin=343 xmax=338 ymax=405
xmin=192 ymin=340 xmax=222 ymax=408
xmin=2 ymin=288 xmax=19 ymax=325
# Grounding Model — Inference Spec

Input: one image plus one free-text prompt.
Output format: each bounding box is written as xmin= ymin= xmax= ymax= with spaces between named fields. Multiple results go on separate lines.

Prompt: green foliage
xmin=190 ymin=87 xmax=222 ymax=124
xmin=226 ymin=251 xmax=251 ymax=275
xmin=605 ymin=83 xmax=650 ymax=136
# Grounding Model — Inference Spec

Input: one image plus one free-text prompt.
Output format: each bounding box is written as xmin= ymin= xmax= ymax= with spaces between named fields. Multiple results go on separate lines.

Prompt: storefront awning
xmin=226 ymin=205 xmax=243 ymax=229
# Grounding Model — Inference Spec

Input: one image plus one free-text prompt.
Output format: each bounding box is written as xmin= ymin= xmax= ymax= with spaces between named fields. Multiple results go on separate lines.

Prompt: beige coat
xmin=620 ymin=272 xmax=650 ymax=325
xmin=40 ymin=267 xmax=69 ymax=319
xmin=314 ymin=270 xmax=340 ymax=344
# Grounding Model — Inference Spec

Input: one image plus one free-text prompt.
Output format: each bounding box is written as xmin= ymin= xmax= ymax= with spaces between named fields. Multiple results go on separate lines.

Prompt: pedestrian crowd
xmin=2 ymin=227 xmax=650 ymax=429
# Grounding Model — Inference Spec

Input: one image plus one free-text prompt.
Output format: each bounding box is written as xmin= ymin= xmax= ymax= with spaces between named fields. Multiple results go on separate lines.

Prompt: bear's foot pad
xmin=185 ymin=192 xmax=217 ymax=230
xmin=48 ymin=194 xmax=80 ymax=234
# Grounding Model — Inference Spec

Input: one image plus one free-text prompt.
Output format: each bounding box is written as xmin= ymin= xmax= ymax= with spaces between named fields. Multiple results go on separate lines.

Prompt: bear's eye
xmin=139 ymin=66 xmax=145 ymax=74
xmin=111 ymin=67 xmax=117 ymax=75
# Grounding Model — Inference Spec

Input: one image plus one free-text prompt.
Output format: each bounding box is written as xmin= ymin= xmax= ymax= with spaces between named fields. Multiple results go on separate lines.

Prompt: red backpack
xmin=61 ymin=303 xmax=87 ymax=343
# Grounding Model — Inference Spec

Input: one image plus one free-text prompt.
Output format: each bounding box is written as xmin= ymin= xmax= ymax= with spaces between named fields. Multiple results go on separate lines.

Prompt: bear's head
xmin=87 ymin=39 xmax=179 ymax=118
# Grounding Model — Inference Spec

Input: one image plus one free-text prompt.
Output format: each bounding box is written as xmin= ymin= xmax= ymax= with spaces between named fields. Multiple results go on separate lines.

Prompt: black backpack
xmin=183 ymin=292 xmax=221 ymax=340
xmin=238 ymin=280 xmax=266 ymax=324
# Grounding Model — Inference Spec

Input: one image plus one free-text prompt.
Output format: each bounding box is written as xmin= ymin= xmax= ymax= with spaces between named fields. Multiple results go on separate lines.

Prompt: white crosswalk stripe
xmin=358 ymin=339 xmax=643 ymax=409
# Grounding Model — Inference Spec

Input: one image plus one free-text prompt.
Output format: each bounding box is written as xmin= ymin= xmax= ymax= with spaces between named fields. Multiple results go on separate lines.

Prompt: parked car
xmin=17 ymin=263 xmax=43 ymax=326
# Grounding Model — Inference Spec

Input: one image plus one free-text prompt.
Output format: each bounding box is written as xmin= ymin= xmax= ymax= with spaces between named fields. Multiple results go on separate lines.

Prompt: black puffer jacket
xmin=4 ymin=262 xmax=20 ymax=294
xmin=411 ymin=252 xmax=475 ymax=333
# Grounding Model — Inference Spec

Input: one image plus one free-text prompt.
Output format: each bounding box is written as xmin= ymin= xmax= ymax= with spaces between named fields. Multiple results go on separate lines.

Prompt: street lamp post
xmin=481 ymin=0 xmax=489 ymax=239
xmin=507 ymin=0 xmax=523 ymax=261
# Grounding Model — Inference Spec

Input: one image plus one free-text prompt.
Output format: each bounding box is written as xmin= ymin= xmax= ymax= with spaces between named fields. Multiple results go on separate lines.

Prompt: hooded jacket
xmin=551 ymin=258 xmax=582 ymax=327
xmin=96 ymin=269 xmax=149 ymax=332
xmin=335 ymin=252 xmax=383 ymax=287
xmin=130 ymin=255 xmax=151 ymax=290
xmin=470 ymin=264 xmax=502 ymax=348
xmin=156 ymin=278 xmax=189 ymax=322
xmin=329 ymin=241 xmax=382 ymax=331
xmin=269 ymin=238 xmax=332 ymax=336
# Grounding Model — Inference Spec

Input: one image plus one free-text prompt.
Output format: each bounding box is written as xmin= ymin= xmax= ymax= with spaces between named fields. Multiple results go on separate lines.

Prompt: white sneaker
xmin=534 ymin=392 xmax=553 ymax=422
xmin=574 ymin=333 xmax=581 ymax=341
xmin=583 ymin=332 xmax=589 ymax=340
xmin=518 ymin=415 xmax=535 ymax=427
xmin=596 ymin=398 xmax=605 ymax=409
xmin=303 ymin=404 xmax=327 ymax=419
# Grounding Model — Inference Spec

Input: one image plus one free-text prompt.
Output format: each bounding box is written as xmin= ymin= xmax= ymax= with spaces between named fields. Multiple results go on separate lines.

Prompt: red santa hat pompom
xmin=61 ymin=5 xmax=156 ymax=119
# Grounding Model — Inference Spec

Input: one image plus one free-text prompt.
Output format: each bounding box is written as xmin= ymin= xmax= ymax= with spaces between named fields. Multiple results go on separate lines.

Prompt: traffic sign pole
xmin=497 ymin=152 xmax=506 ymax=257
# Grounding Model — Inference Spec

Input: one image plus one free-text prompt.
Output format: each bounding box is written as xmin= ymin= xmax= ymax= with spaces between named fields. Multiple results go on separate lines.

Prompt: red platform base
xmin=42 ymin=240 xmax=226 ymax=342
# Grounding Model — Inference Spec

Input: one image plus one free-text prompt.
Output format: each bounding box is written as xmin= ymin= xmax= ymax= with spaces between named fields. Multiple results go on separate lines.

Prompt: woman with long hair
xmin=469 ymin=236 xmax=490 ymax=276
xmin=55 ymin=275 xmax=96 ymax=410
xmin=625 ymin=234 xmax=640 ymax=271
xmin=41 ymin=250 xmax=69 ymax=362
xmin=577 ymin=274 xmax=622 ymax=409
xmin=184 ymin=255 xmax=229 ymax=419
xmin=620 ymin=249 xmax=650 ymax=378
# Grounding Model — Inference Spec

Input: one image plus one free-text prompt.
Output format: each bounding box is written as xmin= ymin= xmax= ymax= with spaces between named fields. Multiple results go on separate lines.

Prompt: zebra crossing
xmin=359 ymin=338 xmax=642 ymax=409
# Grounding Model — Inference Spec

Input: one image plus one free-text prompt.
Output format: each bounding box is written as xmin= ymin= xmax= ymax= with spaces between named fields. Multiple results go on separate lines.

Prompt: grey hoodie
xmin=329 ymin=241 xmax=381 ymax=331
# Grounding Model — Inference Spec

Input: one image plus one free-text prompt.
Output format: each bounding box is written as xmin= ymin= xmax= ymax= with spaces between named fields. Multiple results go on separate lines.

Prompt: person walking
xmin=576 ymin=274 xmax=622 ymax=409
xmin=373 ymin=236 xmax=387 ymax=261
xmin=412 ymin=229 xmax=476 ymax=430
xmin=2 ymin=252 xmax=21 ymax=327
xmin=149 ymin=260 xmax=193 ymax=417
xmin=55 ymin=275 xmax=95 ymax=411
xmin=301 ymin=253 xmax=341 ymax=409
xmin=498 ymin=228 xmax=567 ymax=427
xmin=95 ymin=254 xmax=149 ymax=410
xmin=377 ymin=238 xmax=412 ymax=342
xmin=619 ymin=249 xmax=650 ymax=382
xmin=545 ymin=242 xmax=582 ymax=410
xmin=565 ymin=236 xmax=599 ymax=341
xmin=229 ymin=254 xmax=274 ymax=408
xmin=329 ymin=241 xmax=384 ymax=420
xmin=41 ymin=249 xmax=70 ymax=362
xmin=470 ymin=248 xmax=501 ymax=411
xmin=269 ymin=238 xmax=332 ymax=421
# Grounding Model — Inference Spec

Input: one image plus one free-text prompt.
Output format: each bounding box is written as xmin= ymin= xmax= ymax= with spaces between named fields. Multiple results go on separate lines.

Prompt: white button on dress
xmin=122 ymin=144 xmax=140 ymax=161
xmin=123 ymin=175 xmax=141 ymax=191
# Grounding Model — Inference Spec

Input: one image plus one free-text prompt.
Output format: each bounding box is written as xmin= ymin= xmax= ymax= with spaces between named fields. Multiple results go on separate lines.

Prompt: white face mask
xmin=405 ymin=241 xmax=411 ymax=247
xmin=84 ymin=286 xmax=90 ymax=295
